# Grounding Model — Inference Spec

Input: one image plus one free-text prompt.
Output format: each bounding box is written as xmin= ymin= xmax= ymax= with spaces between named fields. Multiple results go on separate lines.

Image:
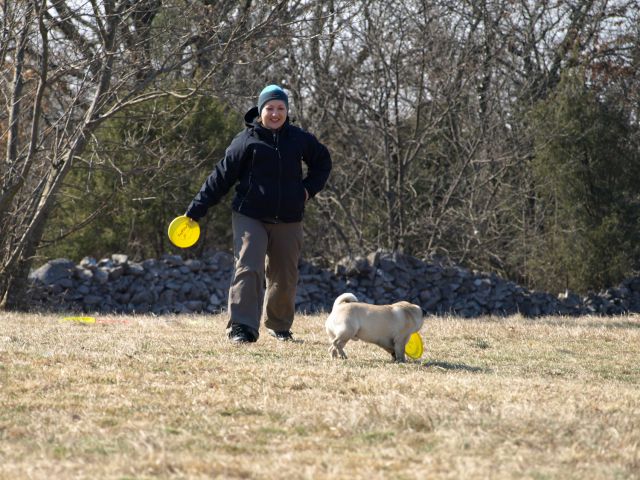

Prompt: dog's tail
xmin=332 ymin=292 xmax=358 ymax=310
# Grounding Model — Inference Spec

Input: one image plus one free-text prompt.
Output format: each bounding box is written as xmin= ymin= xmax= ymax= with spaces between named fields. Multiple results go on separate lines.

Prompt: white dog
xmin=325 ymin=293 xmax=424 ymax=362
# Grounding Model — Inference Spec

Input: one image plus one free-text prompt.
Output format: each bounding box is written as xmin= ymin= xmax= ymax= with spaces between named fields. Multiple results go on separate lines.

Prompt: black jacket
xmin=186 ymin=107 xmax=332 ymax=223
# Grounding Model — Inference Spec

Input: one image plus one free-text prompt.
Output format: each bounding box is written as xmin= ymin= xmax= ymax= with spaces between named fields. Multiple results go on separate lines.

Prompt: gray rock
xmin=185 ymin=259 xmax=202 ymax=271
xmin=130 ymin=290 xmax=154 ymax=305
xmin=162 ymin=254 xmax=183 ymax=266
xmin=159 ymin=288 xmax=176 ymax=303
xmin=83 ymin=295 xmax=103 ymax=305
xmin=128 ymin=263 xmax=145 ymax=276
xmin=111 ymin=254 xmax=129 ymax=265
xmin=184 ymin=300 xmax=204 ymax=311
xmin=29 ymin=258 xmax=76 ymax=284
xmin=80 ymin=257 xmax=98 ymax=269
xmin=58 ymin=278 xmax=74 ymax=289
xmin=107 ymin=266 xmax=125 ymax=281
xmin=75 ymin=268 xmax=93 ymax=281
xmin=98 ymin=258 xmax=114 ymax=268
xmin=165 ymin=280 xmax=182 ymax=290
xmin=93 ymin=269 xmax=109 ymax=285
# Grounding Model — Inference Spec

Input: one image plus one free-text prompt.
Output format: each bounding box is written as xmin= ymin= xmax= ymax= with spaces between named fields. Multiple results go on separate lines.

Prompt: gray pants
xmin=228 ymin=212 xmax=303 ymax=338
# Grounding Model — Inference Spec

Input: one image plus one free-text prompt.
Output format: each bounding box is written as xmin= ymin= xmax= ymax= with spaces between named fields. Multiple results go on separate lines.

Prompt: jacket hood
xmin=244 ymin=106 xmax=260 ymax=127
xmin=244 ymin=106 xmax=290 ymax=129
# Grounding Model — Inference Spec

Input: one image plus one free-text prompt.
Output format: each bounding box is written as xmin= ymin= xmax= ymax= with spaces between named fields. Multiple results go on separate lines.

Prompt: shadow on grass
xmin=422 ymin=360 xmax=489 ymax=373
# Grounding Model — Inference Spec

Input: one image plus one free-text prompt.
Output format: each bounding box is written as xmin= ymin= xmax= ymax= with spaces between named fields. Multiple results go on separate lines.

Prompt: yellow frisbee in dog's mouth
xmin=168 ymin=215 xmax=200 ymax=248
xmin=405 ymin=332 xmax=424 ymax=359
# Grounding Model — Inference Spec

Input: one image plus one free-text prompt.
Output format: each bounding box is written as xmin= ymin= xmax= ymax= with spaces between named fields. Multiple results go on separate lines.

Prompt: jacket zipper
xmin=274 ymin=131 xmax=282 ymax=220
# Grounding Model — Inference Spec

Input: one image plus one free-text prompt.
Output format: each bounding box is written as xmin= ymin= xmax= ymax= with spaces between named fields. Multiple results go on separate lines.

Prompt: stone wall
xmin=27 ymin=250 xmax=640 ymax=317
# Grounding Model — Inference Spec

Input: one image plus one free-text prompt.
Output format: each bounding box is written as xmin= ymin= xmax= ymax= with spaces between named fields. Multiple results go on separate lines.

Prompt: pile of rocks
xmin=28 ymin=253 xmax=235 ymax=315
xmin=331 ymin=251 xmax=640 ymax=316
xmin=27 ymin=249 xmax=640 ymax=317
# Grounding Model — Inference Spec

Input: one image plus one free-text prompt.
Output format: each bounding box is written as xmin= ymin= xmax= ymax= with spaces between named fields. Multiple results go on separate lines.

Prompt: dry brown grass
xmin=1 ymin=311 xmax=639 ymax=479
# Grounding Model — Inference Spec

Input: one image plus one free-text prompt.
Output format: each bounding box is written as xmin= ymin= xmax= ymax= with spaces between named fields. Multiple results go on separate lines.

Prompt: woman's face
xmin=260 ymin=100 xmax=287 ymax=130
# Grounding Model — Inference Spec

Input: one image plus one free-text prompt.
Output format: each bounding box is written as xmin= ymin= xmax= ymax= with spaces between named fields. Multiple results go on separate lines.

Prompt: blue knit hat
xmin=258 ymin=85 xmax=289 ymax=113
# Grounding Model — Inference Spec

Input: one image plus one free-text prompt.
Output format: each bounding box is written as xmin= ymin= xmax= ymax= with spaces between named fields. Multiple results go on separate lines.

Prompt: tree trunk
xmin=0 ymin=207 xmax=49 ymax=310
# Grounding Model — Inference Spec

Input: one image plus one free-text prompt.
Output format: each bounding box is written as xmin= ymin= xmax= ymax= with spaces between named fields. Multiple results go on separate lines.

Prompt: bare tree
xmin=281 ymin=0 xmax=639 ymax=288
xmin=0 ymin=0 xmax=291 ymax=309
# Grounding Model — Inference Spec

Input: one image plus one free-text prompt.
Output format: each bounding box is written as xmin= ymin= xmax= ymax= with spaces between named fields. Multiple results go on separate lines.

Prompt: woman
xmin=185 ymin=85 xmax=332 ymax=343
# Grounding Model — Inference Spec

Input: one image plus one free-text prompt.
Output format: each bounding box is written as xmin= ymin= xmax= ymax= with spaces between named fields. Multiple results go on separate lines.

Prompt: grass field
xmin=1 ymin=311 xmax=639 ymax=479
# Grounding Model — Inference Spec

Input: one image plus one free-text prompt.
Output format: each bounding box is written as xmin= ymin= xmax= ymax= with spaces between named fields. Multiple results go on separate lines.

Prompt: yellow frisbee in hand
xmin=405 ymin=332 xmax=424 ymax=359
xmin=168 ymin=215 xmax=200 ymax=248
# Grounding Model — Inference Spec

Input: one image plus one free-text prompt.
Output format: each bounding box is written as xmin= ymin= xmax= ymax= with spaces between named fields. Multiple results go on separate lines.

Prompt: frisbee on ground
xmin=62 ymin=316 xmax=96 ymax=324
xmin=405 ymin=332 xmax=424 ymax=359
xmin=168 ymin=215 xmax=200 ymax=248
